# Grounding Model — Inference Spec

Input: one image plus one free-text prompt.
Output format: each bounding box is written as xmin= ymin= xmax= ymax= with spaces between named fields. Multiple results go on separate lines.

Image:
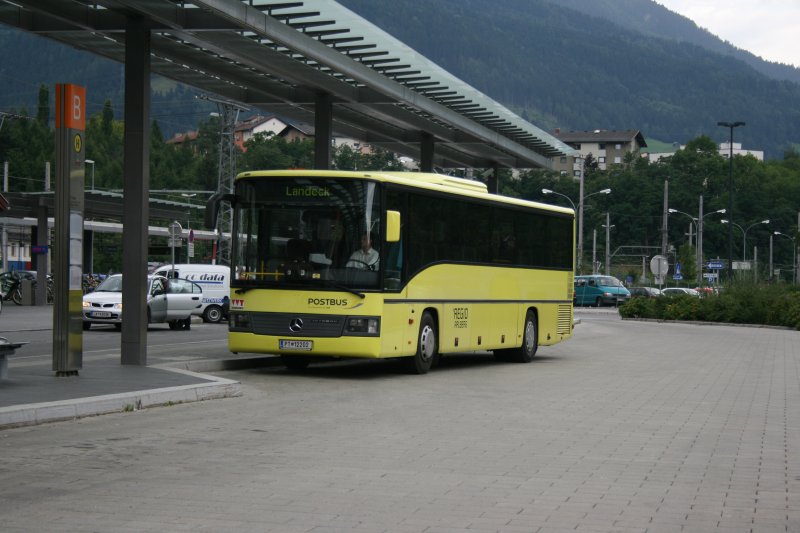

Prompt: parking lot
xmin=1 ymin=309 xmax=799 ymax=532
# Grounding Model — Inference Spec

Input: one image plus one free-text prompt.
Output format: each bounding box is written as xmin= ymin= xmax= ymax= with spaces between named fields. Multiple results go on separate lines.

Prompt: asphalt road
xmin=0 ymin=303 xmax=230 ymax=365
xmin=2 ymin=306 xmax=799 ymax=532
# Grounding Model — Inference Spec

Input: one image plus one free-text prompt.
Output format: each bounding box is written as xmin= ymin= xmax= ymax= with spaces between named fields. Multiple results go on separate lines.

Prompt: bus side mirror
xmin=204 ymin=192 xmax=235 ymax=229
xmin=385 ymin=210 xmax=401 ymax=243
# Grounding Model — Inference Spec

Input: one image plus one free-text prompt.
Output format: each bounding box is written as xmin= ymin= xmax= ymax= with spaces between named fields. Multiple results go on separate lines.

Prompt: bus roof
xmin=235 ymin=169 xmax=574 ymax=216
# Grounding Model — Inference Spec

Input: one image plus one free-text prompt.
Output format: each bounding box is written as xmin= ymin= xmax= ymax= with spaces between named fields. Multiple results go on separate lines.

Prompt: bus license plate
xmin=279 ymin=339 xmax=313 ymax=351
xmin=91 ymin=311 xmax=112 ymax=318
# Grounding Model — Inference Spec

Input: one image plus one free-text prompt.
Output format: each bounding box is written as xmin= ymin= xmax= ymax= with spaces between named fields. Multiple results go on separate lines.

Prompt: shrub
xmin=617 ymin=282 xmax=800 ymax=329
xmin=767 ymin=290 xmax=800 ymax=329
xmin=662 ymin=294 xmax=702 ymax=321
xmin=618 ymin=297 xmax=653 ymax=319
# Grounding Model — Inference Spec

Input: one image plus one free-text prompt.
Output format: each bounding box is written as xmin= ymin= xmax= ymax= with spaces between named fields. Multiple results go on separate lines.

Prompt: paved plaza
xmin=1 ymin=310 xmax=799 ymax=532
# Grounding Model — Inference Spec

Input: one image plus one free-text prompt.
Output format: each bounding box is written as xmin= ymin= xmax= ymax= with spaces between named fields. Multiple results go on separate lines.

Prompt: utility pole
xmin=605 ymin=212 xmax=613 ymax=275
xmin=198 ymin=95 xmax=248 ymax=265
xmin=661 ymin=178 xmax=668 ymax=256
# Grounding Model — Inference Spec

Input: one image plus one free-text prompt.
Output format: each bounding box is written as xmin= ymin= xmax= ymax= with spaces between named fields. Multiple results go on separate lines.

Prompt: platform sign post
xmin=53 ymin=83 xmax=85 ymax=375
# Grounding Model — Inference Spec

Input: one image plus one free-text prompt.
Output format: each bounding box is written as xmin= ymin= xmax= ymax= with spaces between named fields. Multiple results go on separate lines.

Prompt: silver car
xmin=82 ymin=274 xmax=202 ymax=330
xmin=660 ymin=287 xmax=701 ymax=297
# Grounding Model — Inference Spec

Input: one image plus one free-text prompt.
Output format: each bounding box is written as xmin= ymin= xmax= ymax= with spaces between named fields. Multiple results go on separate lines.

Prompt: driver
xmin=346 ymin=231 xmax=379 ymax=270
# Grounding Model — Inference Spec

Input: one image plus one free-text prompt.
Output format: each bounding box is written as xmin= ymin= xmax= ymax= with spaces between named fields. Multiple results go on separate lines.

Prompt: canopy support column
xmin=121 ymin=15 xmax=151 ymax=366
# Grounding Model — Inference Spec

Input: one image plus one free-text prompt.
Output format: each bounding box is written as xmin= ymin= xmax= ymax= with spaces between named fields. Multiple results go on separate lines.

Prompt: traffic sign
xmin=707 ymin=260 xmax=725 ymax=269
xmin=650 ymin=255 xmax=669 ymax=277
xmin=169 ymin=221 xmax=183 ymax=238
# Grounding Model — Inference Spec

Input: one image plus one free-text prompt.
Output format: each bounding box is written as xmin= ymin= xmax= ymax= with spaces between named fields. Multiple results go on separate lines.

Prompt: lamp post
xmin=181 ymin=193 xmax=197 ymax=264
xmin=84 ymin=159 xmax=95 ymax=191
xmin=717 ymin=121 xmax=745 ymax=281
xmin=773 ymin=231 xmax=798 ymax=284
xmin=603 ymin=212 xmax=614 ymax=275
xmin=669 ymin=206 xmax=725 ymax=283
xmin=543 ymin=187 xmax=610 ymax=274
xmin=721 ymin=218 xmax=770 ymax=262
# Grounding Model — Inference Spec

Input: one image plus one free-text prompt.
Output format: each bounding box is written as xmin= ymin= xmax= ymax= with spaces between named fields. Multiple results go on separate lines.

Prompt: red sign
xmin=55 ymin=84 xmax=86 ymax=131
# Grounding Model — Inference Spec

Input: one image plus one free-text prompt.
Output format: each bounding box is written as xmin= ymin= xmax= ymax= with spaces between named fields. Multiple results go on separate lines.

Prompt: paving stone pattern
xmin=1 ymin=314 xmax=798 ymax=532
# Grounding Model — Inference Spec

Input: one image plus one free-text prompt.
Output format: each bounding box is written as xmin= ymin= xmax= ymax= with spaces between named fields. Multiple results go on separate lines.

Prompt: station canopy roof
xmin=0 ymin=0 xmax=576 ymax=169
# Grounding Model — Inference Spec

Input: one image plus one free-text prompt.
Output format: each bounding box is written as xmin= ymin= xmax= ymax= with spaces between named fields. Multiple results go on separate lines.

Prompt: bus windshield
xmin=232 ymin=177 xmax=383 ymax=290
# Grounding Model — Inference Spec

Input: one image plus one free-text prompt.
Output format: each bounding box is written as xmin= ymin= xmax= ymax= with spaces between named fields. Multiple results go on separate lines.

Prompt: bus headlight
xmin=343 ymin=317 xmax=380 ymax=336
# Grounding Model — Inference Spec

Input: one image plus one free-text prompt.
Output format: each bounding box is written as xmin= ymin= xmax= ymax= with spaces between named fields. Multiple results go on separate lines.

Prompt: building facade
xmin=552 ymin=129 xmax=647 ymax=176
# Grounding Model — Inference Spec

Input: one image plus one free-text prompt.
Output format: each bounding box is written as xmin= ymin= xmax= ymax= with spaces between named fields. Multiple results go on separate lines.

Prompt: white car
xmin=661 ymin=287 xmax=701 ymax=297
xmin=82 ymin=274 xmax=203 ymax=330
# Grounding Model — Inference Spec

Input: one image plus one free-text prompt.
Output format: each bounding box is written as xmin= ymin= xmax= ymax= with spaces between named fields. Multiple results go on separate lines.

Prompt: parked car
xmin=661 ymin=287 xmax=701 ymax=297
xmin=628 ymin=286 xmax=662 ymax=298
xmin=82 ymin=274 xmax=203 ymax=330
xmin=152 ymin=263 xmax=230 ymax=323
xmin=574 ymin=275 xmax=631 ymax=306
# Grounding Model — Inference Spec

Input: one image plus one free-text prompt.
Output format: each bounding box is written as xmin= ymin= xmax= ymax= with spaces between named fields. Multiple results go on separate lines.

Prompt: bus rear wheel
xmin=405 ymin=311 xmax=437 ymax=374
xmin=495 ymin=310 xmax=538 ymax=363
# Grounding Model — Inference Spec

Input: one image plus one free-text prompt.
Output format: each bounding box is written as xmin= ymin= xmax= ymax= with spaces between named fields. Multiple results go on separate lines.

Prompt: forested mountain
xmin=549 ymin=0 xmax=800 ymax=84
xmin=337 ymin=0 xmax=800 ymax=159
xmin=1 ymin=0 xmax=799 ymax=159
xmin=0 ymin=27 xmax=214 ymax=137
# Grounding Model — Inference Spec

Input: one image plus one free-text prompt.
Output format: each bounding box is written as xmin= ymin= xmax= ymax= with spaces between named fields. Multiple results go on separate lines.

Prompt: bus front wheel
xmin=406 ymin=311 xmax=437 ymax=374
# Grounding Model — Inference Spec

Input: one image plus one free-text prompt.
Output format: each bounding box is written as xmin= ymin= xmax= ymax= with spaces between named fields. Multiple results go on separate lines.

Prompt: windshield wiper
xmin=324 ymin=280 xmax=365 ymax=299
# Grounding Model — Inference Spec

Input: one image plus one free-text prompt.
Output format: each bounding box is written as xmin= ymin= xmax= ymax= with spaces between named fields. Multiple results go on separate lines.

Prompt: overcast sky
xmin=656 ymin=0 xmax=800 ymax=68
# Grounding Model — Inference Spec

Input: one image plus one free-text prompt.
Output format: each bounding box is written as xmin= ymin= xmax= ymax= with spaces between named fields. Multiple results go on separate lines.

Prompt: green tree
xmin=36 ymin=84 xmax=49 ymax=125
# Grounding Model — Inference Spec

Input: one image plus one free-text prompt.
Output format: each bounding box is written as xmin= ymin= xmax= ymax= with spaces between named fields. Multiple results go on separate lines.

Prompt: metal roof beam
xmin=188 ymin=0 xmax=564 ymax=167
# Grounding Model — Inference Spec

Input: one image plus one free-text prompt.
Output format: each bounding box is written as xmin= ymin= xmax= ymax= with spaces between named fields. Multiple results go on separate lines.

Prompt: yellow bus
xmin=206 ymin=170 xmax=574 ymax=374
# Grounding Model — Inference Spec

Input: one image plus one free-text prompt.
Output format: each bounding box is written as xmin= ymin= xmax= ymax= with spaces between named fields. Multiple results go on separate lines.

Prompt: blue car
xmin=574 ymin=275 xmax=631 ymax=307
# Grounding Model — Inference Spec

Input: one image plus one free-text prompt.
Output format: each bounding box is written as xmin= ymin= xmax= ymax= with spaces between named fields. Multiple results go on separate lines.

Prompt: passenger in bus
xmin=346 ymin=231 xmax=379 ymax=270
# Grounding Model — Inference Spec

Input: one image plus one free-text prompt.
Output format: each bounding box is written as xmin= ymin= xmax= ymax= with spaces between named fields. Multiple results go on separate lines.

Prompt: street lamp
xmin=541 ymin=189 xmax=575 ymax=211
xmin=84 ymin=159 xmax=95 ymax=191
xmin=720 ymin=219 xmax=769 ymax=262
xmin=717 ymin=120 xmax=745 ymax=281
xmin=181 ymin=192 xmax=197 ymax=227
xmin=181 ymin=193 xmax=197 ymax=264
xmin=542 ymin=187 xmax=610 ymax=274
xmin=669 ymin=206 xmax=725 ymax=283
xmin=773 ymin=231 xmax=798 ymax=284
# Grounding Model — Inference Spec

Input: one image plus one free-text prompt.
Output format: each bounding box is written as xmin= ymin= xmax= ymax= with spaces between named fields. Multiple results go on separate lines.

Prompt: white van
xmin=153 ymin=264 xmax=230 ymax=323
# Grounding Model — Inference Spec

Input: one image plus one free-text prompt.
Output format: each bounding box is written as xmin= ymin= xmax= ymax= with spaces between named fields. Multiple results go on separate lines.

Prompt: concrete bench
xmin=0 ymin=337 xmax=28 ymax=380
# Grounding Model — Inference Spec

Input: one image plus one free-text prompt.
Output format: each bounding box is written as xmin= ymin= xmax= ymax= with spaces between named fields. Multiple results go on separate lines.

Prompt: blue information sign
xmin=707 ymin=261 xmax=724 ymax=269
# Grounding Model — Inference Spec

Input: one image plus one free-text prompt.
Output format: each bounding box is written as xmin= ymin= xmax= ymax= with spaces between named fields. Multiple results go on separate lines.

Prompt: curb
xmin=619 ymin=317 xmax=795 ymax=330
xmin=162 ymin=355 xmax=284 ymax=373
xmin=0 ymin=370 xmax=242 ymax=430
